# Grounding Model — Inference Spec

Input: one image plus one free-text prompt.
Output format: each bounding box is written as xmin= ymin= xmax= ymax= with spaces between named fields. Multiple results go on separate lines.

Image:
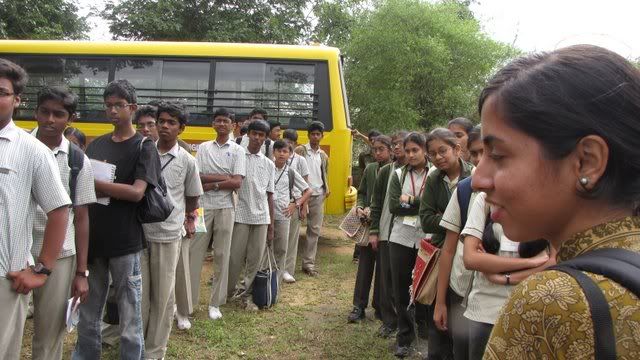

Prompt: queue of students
xmin=0 ymin=57 xmax=329 ymax=360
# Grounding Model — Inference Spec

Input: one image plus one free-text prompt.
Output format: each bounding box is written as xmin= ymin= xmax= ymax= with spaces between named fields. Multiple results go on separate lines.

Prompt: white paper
xmin=65 ymin=297 xmax=80 ymax=333
xmin=403 ymin=215 xmax=418 ymax=228
xmin=500 ymin=235 xmax=519 ymax=253
xmin=90 ymin=159 xmax=116 ymax=205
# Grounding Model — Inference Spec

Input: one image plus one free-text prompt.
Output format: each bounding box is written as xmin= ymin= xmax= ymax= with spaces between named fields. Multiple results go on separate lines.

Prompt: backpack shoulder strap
xmin=236 ymin=136 xmax=242 ymax=145
xmin=549 ymin=248 xmax=640 ymax=360
xmin=67 ymin=142 xmax=85 ymax=206
xmin=457 ymin=176 xmax=474 ymax=229
xmin=264 ymin=139 xmax=271 ymax=157
xmin=288 ymin=167 xmax=295 ymax=201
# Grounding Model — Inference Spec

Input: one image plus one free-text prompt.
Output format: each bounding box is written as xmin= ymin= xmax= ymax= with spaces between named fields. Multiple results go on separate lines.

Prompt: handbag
xmin=137 ymin=137 xmax=174 ymax=224
xmin=410 ymin=237 xmax=441 ymax=306
xmin=339 ymin=205 xmax=371 ymax=246
xmin=253 ymin=246 xmax=278 ymax=309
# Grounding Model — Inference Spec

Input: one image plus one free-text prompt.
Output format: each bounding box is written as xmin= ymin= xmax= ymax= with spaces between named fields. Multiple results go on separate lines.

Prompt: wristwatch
xmin=32 ymin=262 xmax=52 ymax=276
xmin=213 ymin=183 xmax=220 ymax=191
xmin=76 ymin=269 xmax=90 ymax=278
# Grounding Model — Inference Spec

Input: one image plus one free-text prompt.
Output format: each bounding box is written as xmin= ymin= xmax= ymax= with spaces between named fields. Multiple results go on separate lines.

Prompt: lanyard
xmin=409 ymin=168 xmax=427 ymax=197
xmin=274 ymin=165 xmax=288 ymax=186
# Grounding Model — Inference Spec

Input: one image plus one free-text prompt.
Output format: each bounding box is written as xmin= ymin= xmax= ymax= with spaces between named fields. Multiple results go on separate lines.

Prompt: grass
xmin=20 ymin=215 xmax=418 ymax=359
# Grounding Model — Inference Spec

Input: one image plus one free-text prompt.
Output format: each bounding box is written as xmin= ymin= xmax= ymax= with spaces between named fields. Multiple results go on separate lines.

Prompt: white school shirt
xmin=30 ymin=132 xmax=96 ymax=259
xmin=196 ymin=138 xmax=246 ymax=210
xmin=0 ymin=120 xmax=71 ymax=277
xmin=273 ymin=165 xmax=309 ymax=221
xmin=388 ymin=167 xmax=429 ymax=249
xmin=304 ymin=143 xmax=325 ymax=196
xmin=288 ymin=153 xmax=310 ymax=199
xmin=461 ymin=192 xmax=518 ymax=325
xmin=235 ymin=151 xmax=275 ymax=225
xmin=143 ymin=142 xmax=204 ymax=242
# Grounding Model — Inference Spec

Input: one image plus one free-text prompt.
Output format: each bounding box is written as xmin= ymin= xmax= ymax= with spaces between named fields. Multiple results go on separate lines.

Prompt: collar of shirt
xmin=0 ymin=119 xmax=20 ymax=142
xmin=30 ymin=127 xmax=70 ymax=155
xmin=213 ymin=137 xmax=232 ymax=147
xmin=305 ymin=143 xmax=320 ymax=154
xmin=157 ymin=141 xmax=180 ymax=158
xmin=558 ymin=216 xmax=640 ymax=262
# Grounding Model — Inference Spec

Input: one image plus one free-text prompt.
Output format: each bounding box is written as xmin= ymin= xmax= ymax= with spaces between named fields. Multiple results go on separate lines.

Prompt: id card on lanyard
xmin=404 ymin=169 xmax=427 ymax=228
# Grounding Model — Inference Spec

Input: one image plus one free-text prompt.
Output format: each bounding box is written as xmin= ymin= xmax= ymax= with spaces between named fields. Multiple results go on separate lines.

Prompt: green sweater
xmin=388 ymin=164 xmax=427 ymax=217
xmin=369 ymin=162 xmax=395 ymax=236
xmin=419 ymin=159 xmax=474 ymax=248
xmin=357 ymin=161 xmax=389 ymax=209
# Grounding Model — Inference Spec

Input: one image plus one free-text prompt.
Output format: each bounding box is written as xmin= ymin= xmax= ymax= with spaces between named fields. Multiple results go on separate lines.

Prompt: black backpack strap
xmin=264 ymin=138 xmax=271 ymax=158
xmin=67 ymin=142 xmax=85 ymax=206
xmin=288 ymin=167 xmax=295 ymax=201
xmin=236 ymin=137 xmax=242 ymax=145
xmin=456 ymin=176 xmax=473 ymax=229
xmin=549 ymin=248 xmax=640 ymax=360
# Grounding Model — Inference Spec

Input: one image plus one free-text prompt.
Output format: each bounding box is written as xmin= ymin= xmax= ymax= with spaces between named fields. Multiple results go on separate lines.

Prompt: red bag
xmin=410 ymin=237 xmax=441 ymax=306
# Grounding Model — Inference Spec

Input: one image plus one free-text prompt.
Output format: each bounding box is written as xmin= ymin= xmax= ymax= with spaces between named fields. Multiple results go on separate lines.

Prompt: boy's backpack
xmin=67 ymin=142 xmax=85 ymax=206
xmin=456 ymin=177 xmax=473 ymax=229
xmin=287 ymin=167 xmax=295 ymax=201
xmin=550 ymin=248 xmax=640 ymax=360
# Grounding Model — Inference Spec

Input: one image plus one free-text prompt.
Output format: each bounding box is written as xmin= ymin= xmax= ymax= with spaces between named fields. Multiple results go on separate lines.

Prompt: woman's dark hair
xmin=158 ymin=101 xmax=189 ymax=126
xmin=64 ymin=127 xmax=86 ymax=148
xmin=240 ymin=126 xmax=248 ymax=136
xmin=103 ymin=79 xmax=136 ymax=104
xmin=467 ymin=125 xmax=482 ymax=146
xmin=248 ymin=119 xmax=270 ymax=134
xmin=403 ymin=132 xmax=426 ymax=148
xmin=373 ymin=134 xmax=393 ymax=150
xmin=134 ymin=105 xmax=157 ymax=124
xmin=392 ymin=130 xmax=409 ymax=143
xmin=368 ymin=129 xmax=382 ymax=141
xmin=482 ymin=219 xmax=501 ymax=255
xmin=273 ymin=139 xmax=289 ymax=151
xmin=37 ymin=86 xmax=78 ymax=116
xmin=426 ymin=128 xmax=458 ymax=149
xmin=479 ymin=45 xmax=640 ymax=211
xmin=0 ymin=59 xmax=28 ymax=95
xmin=282 ymin=128 xmax=298 ymax=142
xmin=518 ymin=239 xmax=549 ymax=258
xmin=447 ymin=117 xmax=474 ymax=134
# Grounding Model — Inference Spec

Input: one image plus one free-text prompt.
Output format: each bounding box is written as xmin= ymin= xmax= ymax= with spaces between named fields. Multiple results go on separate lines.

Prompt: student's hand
xmin=300 ymin=203 xmax=309 ymax=220
xmin=356 ymin=207 xmax=366 ymax=218
xmin=364 ymin=207 xmax=371 ymax=217
xmin=72 ymin=274 xmax=89 ymax=305
xmin=399 ymin=194 xmax=410 ymax=204
xmin=528 ymin=253 xmax=550 ymax=268
xmin=267 ymin=225 xmax=275 ymax=244
xmin=369 ymin=234 xmax=379 ymax=251
xmin=184 ymin=217 xmax=196 ymax=238
xmin=433 ymin=301 xmax=448 ymax=331
xmin=7 ymin=269 xmax=47 ymax=294
xmin=285 ymin=203 xmax=297 ymax=218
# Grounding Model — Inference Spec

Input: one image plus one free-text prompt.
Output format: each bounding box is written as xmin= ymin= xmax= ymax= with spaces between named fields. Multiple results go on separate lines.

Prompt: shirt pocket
xmin=163 ymin=161 xmax=184 ymax=189
xmin=0 ymin=164 xmax=17 ymax=205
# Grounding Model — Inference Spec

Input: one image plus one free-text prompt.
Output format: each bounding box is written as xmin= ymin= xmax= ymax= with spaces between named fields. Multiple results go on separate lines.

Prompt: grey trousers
xmin=141 ymin=241 xmax=181 ymax=359
xmin=0 ymin=277 xmax=28 ymax=360
xmin=285 ymin=208 xmax=302 ymax=276
xmin=272 ymin=219 xmax=290 ymax=283
xmin=302 ymin=194 xmax=325 ymax=270
xmin=227 ymin=223 xmax=268 ymax=297
xmin=32 ymin=255 xmax=75 ymax=360
xmin=174 ymin=236 xmax=193 ymax=316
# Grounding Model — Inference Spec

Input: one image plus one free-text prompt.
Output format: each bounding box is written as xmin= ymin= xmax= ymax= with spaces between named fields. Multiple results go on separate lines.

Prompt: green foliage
xmin=0 ymin=0 xmax=88 ymax=40
xmin=312 ymin=0 xmax=370 ymax=49
xmin=345 ymin=0 xmax=518 ymax=132
xmin=102 ymin=0 xmax=311 ymax=44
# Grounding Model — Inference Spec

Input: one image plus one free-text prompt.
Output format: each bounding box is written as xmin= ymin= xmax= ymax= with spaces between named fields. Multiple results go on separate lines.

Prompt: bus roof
xmin=0 ymin=40 xmax=341 ymax=61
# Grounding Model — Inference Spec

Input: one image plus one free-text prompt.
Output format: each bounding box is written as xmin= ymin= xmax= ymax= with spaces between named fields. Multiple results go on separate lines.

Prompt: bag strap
xmin=549 ymin=248 xmax=640 ymax=360
xmin=67 ymin=142 xmax=85 ymax=206
xmin=235 ymin=136 xmax=242 ymax=145
xmin=264 ymin=138 xmax=271 ymax=157
xmin=161 ymin=156 xmax=175 ymax=172
xmin=288 ymin=168 xmax=295 ymax=201
xmin=456 ymin=176 xmax=473 ymax=230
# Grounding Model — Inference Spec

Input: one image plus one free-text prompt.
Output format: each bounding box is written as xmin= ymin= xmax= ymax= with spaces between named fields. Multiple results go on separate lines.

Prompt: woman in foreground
xmin=473 ymin=44 xmax=640 ymax=359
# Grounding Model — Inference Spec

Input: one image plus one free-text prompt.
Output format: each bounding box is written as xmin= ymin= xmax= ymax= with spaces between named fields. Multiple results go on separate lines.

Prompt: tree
xmin=345 ymin=0 xmax=517 ymax=132
xmin=311 ymin=0 xmax=370 ymax=49
xmin=102 ymin=0 xmax=311 ymax=44
xmin=0 ymin=0 xmax=88 ymax=40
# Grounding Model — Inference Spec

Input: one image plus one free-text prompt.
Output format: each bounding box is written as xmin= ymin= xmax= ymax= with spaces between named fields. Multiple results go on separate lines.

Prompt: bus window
xmin=14 ymin=57 xmax=64 ymax=119
xmin=65 ymin=58 xmax=110 ymax=121
xmin=213 ymin=61 xmax=321 ymax=129
xmin=114 ymin=59 xmax=162 ymax=105
xmin=161 ymin=61 xmax=210 ymax=125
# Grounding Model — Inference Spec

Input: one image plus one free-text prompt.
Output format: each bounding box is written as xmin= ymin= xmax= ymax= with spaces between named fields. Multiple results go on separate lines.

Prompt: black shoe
xmin=416 ymin=321 xmax=428 ymax=340
xmin=347 ymin=306 xmax=365 ymax=323
xmin=302 ymin=267 xmax=319 ymax=277
xmin=377 ymin=324 xmax=397 ymax=338
xmin=394 ymin=345 xmax=411 ymax=358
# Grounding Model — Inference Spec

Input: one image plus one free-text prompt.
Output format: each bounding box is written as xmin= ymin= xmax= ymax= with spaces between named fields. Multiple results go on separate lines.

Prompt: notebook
xmin=90 ymin=159 xmax=116 ymax=205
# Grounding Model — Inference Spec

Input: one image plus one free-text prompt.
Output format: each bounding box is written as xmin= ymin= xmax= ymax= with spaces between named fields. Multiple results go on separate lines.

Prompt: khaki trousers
xmin=272 ymin=219 xmax=290 ymax=283
xmin=227 ymin=223 xmax=268 ymax=297
xmin=302 ymin=194 xmax=325 ymax=270
xmin=32 ymin=255 xmax=75 ymax=360
xmin=184 ymin=208 xmax=234 ymax=311
xmin=0 ymin=277 xmax=28 ymax=360
xmin=174 ymin=236 xmax=192 ymax=316
xmin=141 ymin=241 xmax=181 ymax=359
xmin=285 ymin=209 xmax=301 ymax=276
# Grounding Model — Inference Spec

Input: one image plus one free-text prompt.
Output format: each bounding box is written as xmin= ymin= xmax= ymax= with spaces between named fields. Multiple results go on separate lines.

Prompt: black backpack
xmin=550 ymin=248 xmax=640 ymax=360
xmin=67 ymin=142 xmax=85 ymax=205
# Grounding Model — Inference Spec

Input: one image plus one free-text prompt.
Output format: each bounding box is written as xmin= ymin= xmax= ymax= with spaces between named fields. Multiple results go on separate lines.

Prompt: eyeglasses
xmin=104 ymin=103 xmax=131 ymax=111
xmin=428 ymin=147 xmax=452 ymax=159
xmin=0 ymin=89 xmax=15 ymax=97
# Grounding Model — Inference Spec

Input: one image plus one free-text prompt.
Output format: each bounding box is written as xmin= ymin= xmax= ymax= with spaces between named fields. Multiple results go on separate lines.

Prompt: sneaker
xmin=302 ymin=267 xmax=319 ymax=277
xmin=208 ymin=306 xmax=223 ymax=320
xmin=244 ymin=299 xmax=259 ymax=312
xmin=347 ymin=306 xmax=365 ymax=323
xmin=282 ymin=272 xmax=296 ymax=283
xmin=176 ymin=313 xmax=191 ymax=330
xmin=377 ymin=324 xmax=397 ymax=338
xmin=394 ymin=345 xmax=412 ymax=358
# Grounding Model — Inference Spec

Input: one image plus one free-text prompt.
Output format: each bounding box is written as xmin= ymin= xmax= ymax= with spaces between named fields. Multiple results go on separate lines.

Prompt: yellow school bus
xmin=0 ymin=40 xmax=352 ymax=214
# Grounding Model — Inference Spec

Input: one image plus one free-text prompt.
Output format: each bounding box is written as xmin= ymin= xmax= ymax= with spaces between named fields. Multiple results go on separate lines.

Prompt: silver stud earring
xmin=580 ymin=177 xmax=589 ymax=185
